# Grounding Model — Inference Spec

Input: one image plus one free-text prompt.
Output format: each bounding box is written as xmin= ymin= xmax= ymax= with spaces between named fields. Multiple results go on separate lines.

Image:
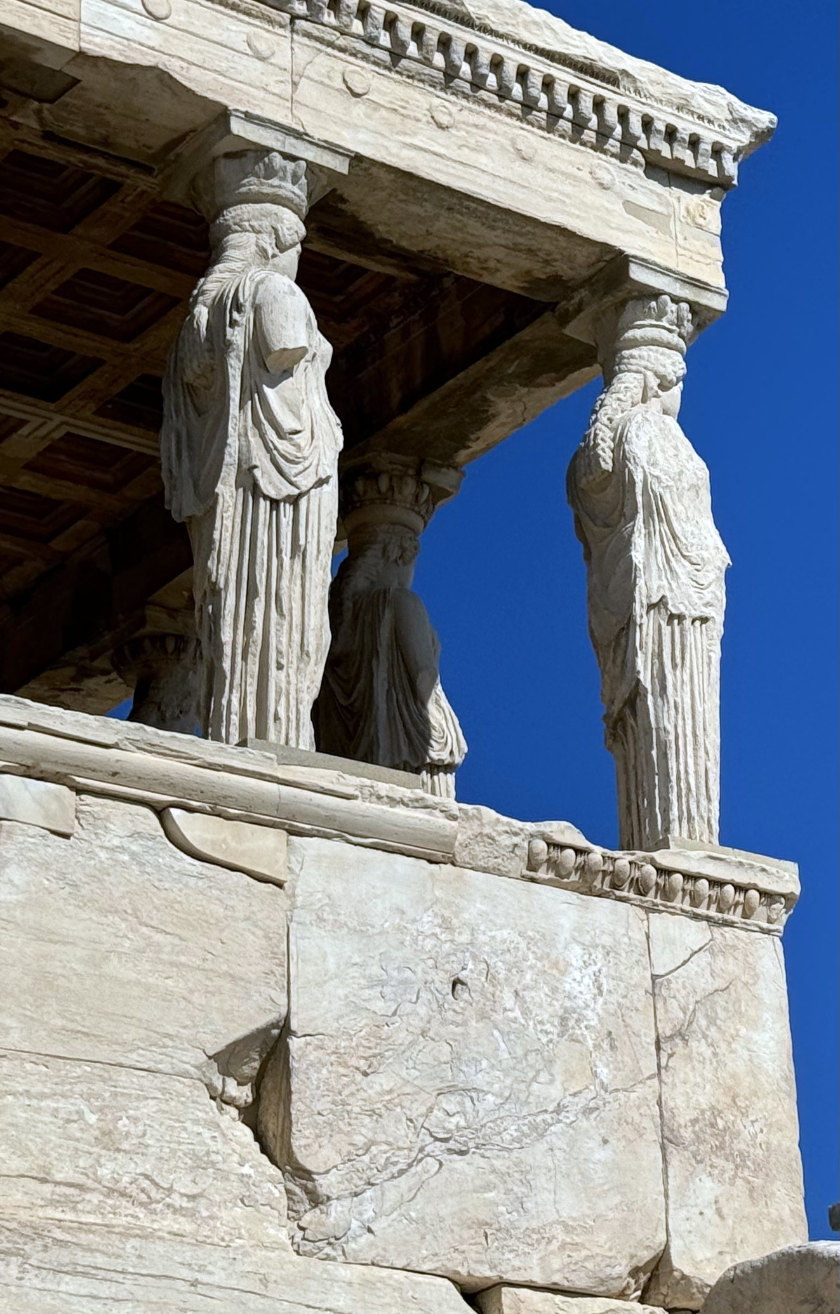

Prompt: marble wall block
xmin=646 ymin=913 xmax=807 ymax=1309
xmin=0 ymin=771 xmax=75 ymax=835
xmin=258 ymin=836 xmax=665 ymax=1296
xmin=0 ymin=794 xmax=470 ymax=1314
xmin=0 ymin=794 xmax=287 ymax=1083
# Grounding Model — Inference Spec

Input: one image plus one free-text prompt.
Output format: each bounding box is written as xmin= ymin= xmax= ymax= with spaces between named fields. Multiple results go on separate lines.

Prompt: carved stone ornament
xmin=315 ymin=457 xmax=467 ymax=797
xmin=160 ymin=149 xmax=343 ymax=747
xmin=524 ymin=837 xmax=792 ymax=932
xmin=567 ymin=294 xmax=730 ymax=851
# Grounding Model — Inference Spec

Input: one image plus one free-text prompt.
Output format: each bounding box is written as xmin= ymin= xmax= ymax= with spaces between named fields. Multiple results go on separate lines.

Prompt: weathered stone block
xmin=700 ymin=1242 xmax=840 ymax=1314
xmin=259 ymin=836 xmax=665 ymax=1295
xmin=0 ymin=1224 xmax=473 ymax=1313
xmin=0 ymin=791 xmax=471 ymax=1314
xmin=0 ymin=1053 xmax=288 ymax=1245
xmin=0 ymin=794 xmax=287 ymax=1085
xmin=646 ymin=913 xmax=807 ymax=1308
xmin=477 ymin=1286 xmax=664 ymax=1313
xmin=162 ymin=806 xmax=289 ymax=886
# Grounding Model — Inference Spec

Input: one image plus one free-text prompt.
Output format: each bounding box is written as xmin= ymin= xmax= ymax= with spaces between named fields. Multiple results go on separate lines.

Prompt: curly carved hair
xmin=580 ymin=343 xmax=686 ymax=478
xmin=209 ymin=203 xmax=306 ymax=260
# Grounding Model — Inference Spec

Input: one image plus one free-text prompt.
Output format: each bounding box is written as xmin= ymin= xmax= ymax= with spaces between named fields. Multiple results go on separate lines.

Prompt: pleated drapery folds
xmin=190 ymin=473 xmax=337 ymax=747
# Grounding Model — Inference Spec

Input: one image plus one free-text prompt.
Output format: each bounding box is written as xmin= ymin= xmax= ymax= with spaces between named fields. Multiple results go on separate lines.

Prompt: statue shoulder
xmin=613 ymin=402 xmax=660 ymax=456
xmin=252 ymin=271 xmax=310 ymax=314
xmin=252 ymin=273 xmax=312 ymax=372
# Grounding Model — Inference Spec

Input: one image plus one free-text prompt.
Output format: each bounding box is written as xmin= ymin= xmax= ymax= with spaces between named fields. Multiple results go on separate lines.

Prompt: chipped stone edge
xmin=0 ymin=769 xmax=76 ymax=836
xmin=0 ymin=696 xmax=798 ymax=930
xmin=160 ymin=806 xmax=289 ymax=886
xmin=476 ymin=1287 xmax=665 ymax=1314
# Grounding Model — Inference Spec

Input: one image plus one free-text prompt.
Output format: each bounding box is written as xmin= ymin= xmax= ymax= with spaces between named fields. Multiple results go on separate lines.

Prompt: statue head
xmin=194 ymin=150 xmax=309 ymax=272
xmin=337 ymin=456 xmax=462 ymax=603
xmin=357 ymin=525 xmax=419 ymax=587
xmin=210 ymin=206 xmax=306 ymax=274
xmin=605 ymin=294 xmax=691 ymax=408
xmin=617 ymin=343 xmax=686 ymax=404
xmin=332 ymin=525 xmax=420 ymax=628
xmin=611 ymin=295 xmax=692 ymax=355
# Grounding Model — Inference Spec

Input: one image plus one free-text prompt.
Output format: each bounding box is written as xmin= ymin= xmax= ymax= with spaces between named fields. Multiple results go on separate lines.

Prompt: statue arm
xmin=392 ymin=590 xmax=439 ymax=704
xmin=179 ymin=303 xmax=216 ymax=389
xmin=254 ymin=275 xmax=310 ymax=374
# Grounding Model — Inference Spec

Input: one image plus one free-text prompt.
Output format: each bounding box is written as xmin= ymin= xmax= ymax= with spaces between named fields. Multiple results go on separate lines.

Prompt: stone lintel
xmin=0 ymin=695 xmax=800 ymax=933
xmin=345 ymin=314 xmax=596 ymax=470
xmin=557 ymin=254 xmax=730 ymax=347
xmin=280 ymin=0 xmax=774 ymax=190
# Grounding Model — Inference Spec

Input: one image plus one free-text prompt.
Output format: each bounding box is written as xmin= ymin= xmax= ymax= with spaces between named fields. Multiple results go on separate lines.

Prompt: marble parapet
xmin=0 ymin=695 xmax=799 ymax=934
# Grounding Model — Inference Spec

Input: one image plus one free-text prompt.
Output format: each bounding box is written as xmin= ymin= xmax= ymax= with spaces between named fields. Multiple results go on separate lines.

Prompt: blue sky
xmin=413 ymin=0 xmax=839 ymax=1240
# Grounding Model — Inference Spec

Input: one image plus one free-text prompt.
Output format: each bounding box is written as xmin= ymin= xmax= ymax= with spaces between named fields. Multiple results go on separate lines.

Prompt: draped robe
xmin=161 ymin=265 xmax=342 ymax=746
xmin=316 ymin=565 xmax=467 ymax=796
xmin=569 ymin=402 xmax=730 ymax=848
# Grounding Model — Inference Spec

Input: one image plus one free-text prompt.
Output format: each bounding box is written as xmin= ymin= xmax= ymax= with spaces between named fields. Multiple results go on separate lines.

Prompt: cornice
xmin=271 ymin=0 xmax=775 ymax=188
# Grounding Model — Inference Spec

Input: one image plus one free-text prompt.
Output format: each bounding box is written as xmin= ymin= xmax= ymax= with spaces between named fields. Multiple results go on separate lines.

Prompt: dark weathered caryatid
xmin=315 ymin=457 xmax=467 ymax=797
xmin=160 ymin=149 xmax=343 ymax=748
xmin=567 ymin=294 xmax=730 ymax=850
xmin=112 ymin=634 xmax=199 ymax=734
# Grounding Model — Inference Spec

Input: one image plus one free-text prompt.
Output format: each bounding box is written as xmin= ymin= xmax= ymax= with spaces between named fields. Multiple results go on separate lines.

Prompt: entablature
xmin=279 ymin=0 xmax=772 ymax=189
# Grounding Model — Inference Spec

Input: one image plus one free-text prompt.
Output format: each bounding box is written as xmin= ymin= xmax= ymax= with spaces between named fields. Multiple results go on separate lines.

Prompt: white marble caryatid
xmin=315 ymin=459 xmax=466 ymax=797
xmin=567 ymin=295 xmax=730 ymax=851
xmin=161 ymin=150 xmax=342 ymax=747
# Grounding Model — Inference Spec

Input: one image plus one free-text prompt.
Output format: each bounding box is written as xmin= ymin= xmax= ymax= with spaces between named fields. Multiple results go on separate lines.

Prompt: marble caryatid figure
xmin=161 ymin=150 xmax=342 ymax=747
xmin=315 ymin=460 xmax=466 ymax=797
xmin=567 ymin=295 xmax=730 ymax=851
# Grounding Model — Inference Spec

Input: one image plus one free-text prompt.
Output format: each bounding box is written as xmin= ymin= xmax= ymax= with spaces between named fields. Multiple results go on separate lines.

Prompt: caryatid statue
xmin=315 ymin=459 xmax=467 ymax=798
xmin=161 ymin=150 xmax=342 ymax=747
xmin=567 ymin=295 xmax=730 ymax=851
